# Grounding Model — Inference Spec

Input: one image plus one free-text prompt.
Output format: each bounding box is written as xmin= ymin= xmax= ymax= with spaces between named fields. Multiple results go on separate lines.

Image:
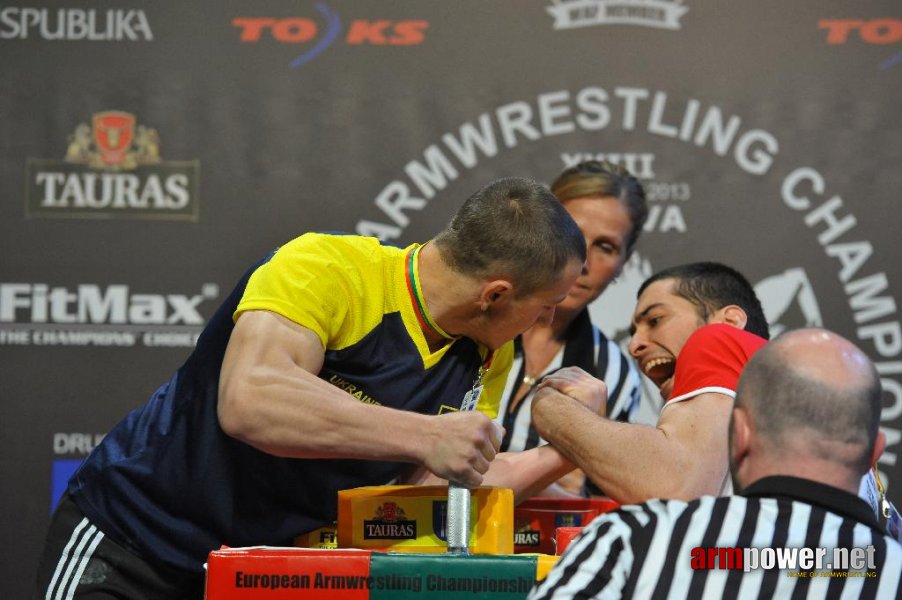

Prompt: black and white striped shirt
xmin=530 ymin=476 xmax=902 ymax=599
xmin=498 ymin=308 xmax=642 ymax=453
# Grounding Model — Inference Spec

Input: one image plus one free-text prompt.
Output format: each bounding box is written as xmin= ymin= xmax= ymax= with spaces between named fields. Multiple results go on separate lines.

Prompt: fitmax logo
xmin=233 ymin=2 xmax=428 ymax=68
xmin=0 ymin=283 xmax=219 ymax=325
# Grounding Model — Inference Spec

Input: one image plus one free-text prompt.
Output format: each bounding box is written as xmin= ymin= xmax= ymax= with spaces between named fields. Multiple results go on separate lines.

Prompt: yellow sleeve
xmin=234 ymin=234 xmax=361 ymax=348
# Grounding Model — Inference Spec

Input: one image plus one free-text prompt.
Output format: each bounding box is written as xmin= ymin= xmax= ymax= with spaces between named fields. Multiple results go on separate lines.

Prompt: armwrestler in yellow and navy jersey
xmin=38 ymin=177 xmax=590 ymax=598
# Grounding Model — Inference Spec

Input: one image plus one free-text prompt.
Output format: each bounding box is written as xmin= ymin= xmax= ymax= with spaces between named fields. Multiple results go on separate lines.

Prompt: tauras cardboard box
xmin=336 ymin=485 xmax=514 ymax=555
xmin=513 ymin=497 xmax=619 ymax=555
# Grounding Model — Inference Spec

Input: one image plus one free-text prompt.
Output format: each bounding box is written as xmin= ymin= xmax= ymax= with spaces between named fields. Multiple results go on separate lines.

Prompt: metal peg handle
xmin=446 ymin=482 xmax=471 ymax=554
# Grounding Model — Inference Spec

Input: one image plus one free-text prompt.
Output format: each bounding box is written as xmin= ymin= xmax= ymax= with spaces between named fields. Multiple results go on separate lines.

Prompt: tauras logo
xmin=0 ymin=7 xmax=153 ymax=41
xmin=0 ymin=283 xmax=218 ymax=325
xmin=26 ymin=111 xmax=200 ymax=221
xmin=363 ymin=501 xmax=417 ymax=539
xmin=547 ymin=0 xmax=688 ymax=31
xmin=514 ymin=531 xmax=541 ymax=546
xmin=363 ymin=521 xmax=417 ymax=539
xmin=32 ymin=171 xmax=191 ymax=211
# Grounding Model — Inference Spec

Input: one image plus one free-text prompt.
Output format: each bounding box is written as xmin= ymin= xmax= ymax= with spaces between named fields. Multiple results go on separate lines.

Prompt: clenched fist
xmin=535 ymin=366 xmax=608 ymax=417
xmin=418 ymin=411 xmax=505 ymax=488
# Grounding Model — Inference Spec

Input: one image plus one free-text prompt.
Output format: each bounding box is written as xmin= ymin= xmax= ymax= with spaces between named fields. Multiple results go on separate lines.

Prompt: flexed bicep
xmin=217 ymin=310 xmax=335 ymax=450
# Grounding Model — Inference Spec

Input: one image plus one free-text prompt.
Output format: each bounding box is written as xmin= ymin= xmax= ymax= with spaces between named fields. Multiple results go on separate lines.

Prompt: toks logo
xmin=818 ymin=18 xmax=902 ymax=71
xmin=233 ymin=2 xmax=428 ymax=68
xmin=819 ymin=19 xmax=901 ymax=45
xmin=25 ymin=111 xmax=200 ymax=220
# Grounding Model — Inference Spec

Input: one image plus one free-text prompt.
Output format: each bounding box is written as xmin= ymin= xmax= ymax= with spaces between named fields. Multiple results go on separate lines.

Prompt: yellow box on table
xmin=335 ymin=485 xmax=513 ymax=554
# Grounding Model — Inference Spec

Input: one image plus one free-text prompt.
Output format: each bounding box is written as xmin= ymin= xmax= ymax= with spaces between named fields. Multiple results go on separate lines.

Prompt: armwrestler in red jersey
xmin=531 ymin=262 xmax=768 ymax=504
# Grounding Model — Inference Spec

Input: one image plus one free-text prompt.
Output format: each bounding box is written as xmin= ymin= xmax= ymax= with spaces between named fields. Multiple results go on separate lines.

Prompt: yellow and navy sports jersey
xmin=67 ymin=232 xmax=512 ymax=573
xmin=235 ymin=233 xmax=510 ymax=418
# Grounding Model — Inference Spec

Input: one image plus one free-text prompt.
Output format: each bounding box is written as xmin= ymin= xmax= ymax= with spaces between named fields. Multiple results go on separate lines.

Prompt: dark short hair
xmin=433 ymin=177 xmax=586 ymax=297
xmin=638 ymin=262 xmax=770 ymax=339
xmin=550 ymin=160 xmax=649 ymax=258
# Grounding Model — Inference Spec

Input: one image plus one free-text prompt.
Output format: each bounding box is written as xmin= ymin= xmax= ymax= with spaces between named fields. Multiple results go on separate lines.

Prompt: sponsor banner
xmin=0 ymin=6 xmax=154 ymax=41
xmin=24 ymin=111 xmax=200 ymax=221
xmin=206 ymin=548 xmax=373 ymax=599
xmin=817 ymin=18 xmax=902 ymax=71
xmin=232 ymin=5 xmax=428 ymax=68
xmin=205 ymin=547 xmax=546 ymax=599
xmin=0 ymin=282 xmax=220 ymax=347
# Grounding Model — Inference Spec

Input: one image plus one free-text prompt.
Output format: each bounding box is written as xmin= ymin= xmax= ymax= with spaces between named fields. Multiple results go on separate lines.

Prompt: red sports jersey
xmin=667 ymin=323 xmax=767 ymax=405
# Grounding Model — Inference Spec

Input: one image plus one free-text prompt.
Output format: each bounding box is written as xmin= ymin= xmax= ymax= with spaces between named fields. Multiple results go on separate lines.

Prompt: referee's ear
xmin=730 ymin=406 xmax=751 ymax=468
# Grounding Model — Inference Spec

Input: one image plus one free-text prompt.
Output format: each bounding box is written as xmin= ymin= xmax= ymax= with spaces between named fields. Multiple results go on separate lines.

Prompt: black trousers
xmin=34 ymin=494 xmax=205 ymax=600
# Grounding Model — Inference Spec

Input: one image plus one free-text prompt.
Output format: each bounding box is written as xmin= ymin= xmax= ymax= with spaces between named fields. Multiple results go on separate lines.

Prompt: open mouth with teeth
xmin=643 ymin=356 xmax=676 ymax=396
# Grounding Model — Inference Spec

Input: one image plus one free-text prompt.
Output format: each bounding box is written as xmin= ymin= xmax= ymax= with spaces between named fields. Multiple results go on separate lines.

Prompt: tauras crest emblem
xmin=65 ymin=110 xmax=161 ymax=170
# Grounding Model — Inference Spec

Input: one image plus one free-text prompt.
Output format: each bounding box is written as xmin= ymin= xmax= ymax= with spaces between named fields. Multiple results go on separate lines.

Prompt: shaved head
xmin=734 ymin=328 xmax=882 ymax=472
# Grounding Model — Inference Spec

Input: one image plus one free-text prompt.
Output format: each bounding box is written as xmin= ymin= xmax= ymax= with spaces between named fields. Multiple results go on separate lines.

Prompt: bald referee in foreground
xmin=530 ymin=328 xmax=902 ymax=599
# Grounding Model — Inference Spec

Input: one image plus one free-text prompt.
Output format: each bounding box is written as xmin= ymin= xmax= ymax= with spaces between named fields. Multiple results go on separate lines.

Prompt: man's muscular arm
xmin=218 ymin=310 xmax=503 ymax=487
xmin=532 ymin=389 xmax=731 ymax=504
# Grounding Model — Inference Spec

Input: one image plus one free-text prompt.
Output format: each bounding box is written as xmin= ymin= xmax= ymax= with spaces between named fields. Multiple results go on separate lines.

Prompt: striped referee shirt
xmin=498 ymin=308 xmax=641 ymax=453
xmin=530 ymin=476 xmax=902 ymax=599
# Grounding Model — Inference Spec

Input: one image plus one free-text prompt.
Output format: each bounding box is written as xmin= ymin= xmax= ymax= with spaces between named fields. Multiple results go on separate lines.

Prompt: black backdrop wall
xmin=2 ymin=1 xmax=900 ymax=595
